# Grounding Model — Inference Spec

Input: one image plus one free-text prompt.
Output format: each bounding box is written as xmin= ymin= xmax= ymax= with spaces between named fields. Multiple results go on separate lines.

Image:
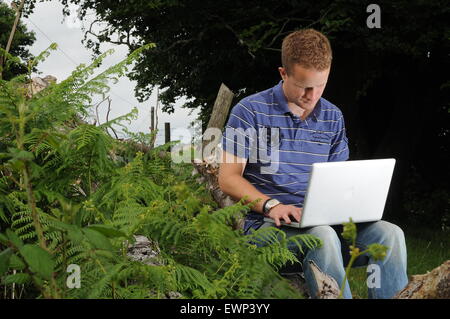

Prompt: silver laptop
xmin=264 ymin=158 xmax=396 ymax=228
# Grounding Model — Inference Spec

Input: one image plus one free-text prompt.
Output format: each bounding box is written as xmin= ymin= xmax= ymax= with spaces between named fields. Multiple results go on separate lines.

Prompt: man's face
xmin=278 ymin=63 xmax=330 ymax=112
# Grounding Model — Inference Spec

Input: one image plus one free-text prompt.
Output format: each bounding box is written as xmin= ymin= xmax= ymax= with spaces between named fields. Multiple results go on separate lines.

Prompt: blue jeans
xmin=244 ymin=219 xmax=408 ymax=299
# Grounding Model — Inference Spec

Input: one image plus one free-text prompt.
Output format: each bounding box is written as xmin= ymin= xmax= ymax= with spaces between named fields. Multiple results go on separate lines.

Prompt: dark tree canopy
xmin=60 ymin=1 xmax=449 ymax=114
xmin=0 ymin=0 xmax=36 ymax=79
xmin=56 ymin=0 xmax=448 ymax=227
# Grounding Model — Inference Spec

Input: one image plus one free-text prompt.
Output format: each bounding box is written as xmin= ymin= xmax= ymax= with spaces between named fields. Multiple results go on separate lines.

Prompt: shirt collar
xmin=312 ymin=98 xmax=322 ymax=121
xmin=273 ymin=80 xmax=322 ymax=122
xmin=273 ymin=80 xmax=292 ymax=115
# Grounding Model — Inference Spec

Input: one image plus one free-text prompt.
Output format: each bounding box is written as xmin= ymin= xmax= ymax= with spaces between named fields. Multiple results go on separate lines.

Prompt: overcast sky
xmin=3 ymin=0 xmax=199 ymax=145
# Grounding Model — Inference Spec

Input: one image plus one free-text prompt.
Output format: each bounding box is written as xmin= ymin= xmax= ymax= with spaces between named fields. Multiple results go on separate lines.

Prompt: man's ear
xmin=278 ymin=67 xmax=287 ymax=80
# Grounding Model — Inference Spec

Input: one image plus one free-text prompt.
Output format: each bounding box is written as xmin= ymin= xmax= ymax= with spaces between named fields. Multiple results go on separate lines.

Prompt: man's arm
xmin=218 ymin=150 xmax=302 ymax=226
xmin=218 ymin=150 xmax=269 ymax=214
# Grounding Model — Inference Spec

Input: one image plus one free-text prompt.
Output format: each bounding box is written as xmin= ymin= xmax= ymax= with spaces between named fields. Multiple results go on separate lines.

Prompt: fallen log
xmin=394 ymin=260 xmax=450 ymax=299
xmin=192 ymin=156 xmax=236 ymax=208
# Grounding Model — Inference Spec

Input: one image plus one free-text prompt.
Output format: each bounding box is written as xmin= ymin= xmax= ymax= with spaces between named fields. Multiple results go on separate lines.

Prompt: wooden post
xmin=165 ymin=122 xmax=171 ymax=152
xmin=202 ymin=83 xmax=235 ymax=151
xmin=150 ymin=107 xmax=155 ymax=131
xmin=191 ymin=83 xmax=237 ymax=214
xmin=206 ymin=83 xmax=235 ymax=131
xmin=150 ymin=87 xmax=160 ymax=149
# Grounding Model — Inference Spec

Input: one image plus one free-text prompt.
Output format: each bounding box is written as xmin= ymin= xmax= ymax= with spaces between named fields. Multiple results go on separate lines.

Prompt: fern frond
xmin=287 ymin=233 xmax=323 ymax=255
xmin=86 ymin=263 xmax=125 ymax=299
xmin=174 ymin=263 xmax=215 ymax=294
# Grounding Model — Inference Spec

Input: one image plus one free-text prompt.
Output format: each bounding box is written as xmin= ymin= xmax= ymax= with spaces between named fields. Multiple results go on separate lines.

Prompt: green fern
xmin=0 ymin=42 xmax=322 ymax=299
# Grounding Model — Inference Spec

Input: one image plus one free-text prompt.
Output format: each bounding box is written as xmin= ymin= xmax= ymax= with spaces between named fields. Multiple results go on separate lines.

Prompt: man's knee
xmin=370 ymin=220 xmax=406 ymax=245
xmin=303 ymin=226 xmax=346 ymax=277
xmin=307 ymin=225 xmax=341 ymax=250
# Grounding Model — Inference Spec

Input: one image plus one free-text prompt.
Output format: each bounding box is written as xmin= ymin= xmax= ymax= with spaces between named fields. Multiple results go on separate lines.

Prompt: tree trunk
xmin=0 ymin=0 xmax=26 ymax=79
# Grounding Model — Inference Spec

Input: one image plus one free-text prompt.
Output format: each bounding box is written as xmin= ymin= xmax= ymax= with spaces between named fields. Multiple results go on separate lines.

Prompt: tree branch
xmin=84 ymin=19 xmax=135 ymax=50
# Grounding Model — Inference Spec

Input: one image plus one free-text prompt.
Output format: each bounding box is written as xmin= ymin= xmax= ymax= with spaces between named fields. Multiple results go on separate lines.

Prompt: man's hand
xmin=267 ymin=205 xmax=302 ymax=227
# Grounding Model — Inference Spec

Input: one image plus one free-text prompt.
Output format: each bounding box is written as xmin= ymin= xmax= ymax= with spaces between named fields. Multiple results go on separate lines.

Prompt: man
xmin=218 ymin=29 xmax=408 ymax=299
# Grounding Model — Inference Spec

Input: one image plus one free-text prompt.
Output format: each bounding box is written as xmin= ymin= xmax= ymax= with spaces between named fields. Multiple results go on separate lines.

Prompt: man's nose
xmin=302 ymin=87 xmax=315 ymax=100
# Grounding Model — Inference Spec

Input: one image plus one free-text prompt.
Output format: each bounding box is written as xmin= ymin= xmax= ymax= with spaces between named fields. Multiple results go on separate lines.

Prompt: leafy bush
xmin=0 ymin=45 xmax=321 ymax=299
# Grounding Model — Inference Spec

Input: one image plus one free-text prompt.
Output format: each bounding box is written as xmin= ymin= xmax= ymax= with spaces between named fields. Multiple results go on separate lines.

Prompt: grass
xmin=347 ymin=225 xmax=450 ymax=299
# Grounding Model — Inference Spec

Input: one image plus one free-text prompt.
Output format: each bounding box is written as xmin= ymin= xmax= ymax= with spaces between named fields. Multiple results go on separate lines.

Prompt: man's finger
xmin=291 ymin=210 xmax=300 ymax=223
xmin=282 ymin=215 xmax=292 ymax=224
xmin=274 ymin=217 xmax=281 ymax=227
xmin=287 ymin=209 xmax=298 ymax=222
xmin=295 ymin=209 xmax=302 ymax=222
xmin=287 ymin=209 xmax=300 ymax=222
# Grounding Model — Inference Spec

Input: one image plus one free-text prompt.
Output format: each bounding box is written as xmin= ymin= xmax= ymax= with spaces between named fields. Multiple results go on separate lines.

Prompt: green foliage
xmin=20 ymin=244 xmax=55 ymax=279
xmin=0 ymin=45 xmax=321 ymax=299
xmin=339 ymin=218 xmax=388 ymax=298
xmin=341 ymin=218 xmax=357 ymax=243
xmin=137 ymin=184 xmax=320 ymax=298
xmin=0 ymin=248 xmax=13 ymax=275
xmin=0 ymin=1 xmax=36 ymax=79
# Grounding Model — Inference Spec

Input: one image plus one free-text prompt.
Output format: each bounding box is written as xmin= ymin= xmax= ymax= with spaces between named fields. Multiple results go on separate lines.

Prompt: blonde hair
xmin=281 ymin=29 xmax=332 ymax=73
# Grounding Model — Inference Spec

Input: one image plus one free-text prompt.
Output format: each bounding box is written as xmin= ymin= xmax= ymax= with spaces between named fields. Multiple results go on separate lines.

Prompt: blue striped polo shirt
xmin=220 ymin=80 xmax=349 ymax=220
